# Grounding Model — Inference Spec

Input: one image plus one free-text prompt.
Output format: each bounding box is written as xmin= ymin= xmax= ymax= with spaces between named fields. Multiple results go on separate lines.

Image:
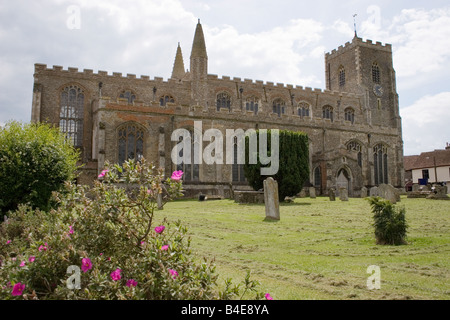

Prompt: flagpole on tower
xmin=353 ymin=14 xmax=358 ymax=37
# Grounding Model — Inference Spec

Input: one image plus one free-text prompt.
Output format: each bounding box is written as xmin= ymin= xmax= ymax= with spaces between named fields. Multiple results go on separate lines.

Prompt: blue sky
xmin=0 ymin=0 xmax=449 ymax=156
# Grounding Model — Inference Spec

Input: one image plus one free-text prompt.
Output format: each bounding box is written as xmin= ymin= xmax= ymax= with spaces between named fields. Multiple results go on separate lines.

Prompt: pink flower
xmin=6 ymin=240 xmax=11 ymax=245
xmin=38 ymin=243 xmax=48 ymax=252
xmin=168 ymin=269 xmax=178 ymax=279
xmin=11 ymin=283 xmax=25 ymax=296
xmin=81 ymin=258 xmax=92 ymax=273
xmin=171 ymin=170 xmax=183 ymax=181
xmin=19 ymin=261 xmax=26 ymax=267
xmin=126 ymin=279 xmax=137 ymax=287
xmin=98 ymin=169 xmax=109 ymax=178
xmin=99 ymin=253 xmax=103 ymax=256
xmin=161 ymin=245 xmax=169 ymax=251
xmin=69 ymin=225 xmax=74 ymax=234
xmin=265 ymin=293 xmax=273 ymax=300
xmin=28 ymin=256 xmax=35 ymax=263
xmin=154 ymin=225 xmax=165 ymax=234
xmin=110 ymin=268 xmax=122 ymax=281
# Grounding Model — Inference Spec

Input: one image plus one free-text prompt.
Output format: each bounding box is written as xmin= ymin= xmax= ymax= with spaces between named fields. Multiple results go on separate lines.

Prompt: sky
xmin=0 ymin=0 xmax=449 ymax=156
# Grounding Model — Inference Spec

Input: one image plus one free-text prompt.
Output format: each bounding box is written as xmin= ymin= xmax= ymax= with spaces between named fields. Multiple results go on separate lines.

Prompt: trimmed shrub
xmin=367 ymin=197 xmax=408 ymax=245
xmin=244 ymin=130 xmax=309 ymax=200
xmin=0 ymin=121 xmax=80 ymax=216
xmin=0 ymin=159 xmax=265 ymax=300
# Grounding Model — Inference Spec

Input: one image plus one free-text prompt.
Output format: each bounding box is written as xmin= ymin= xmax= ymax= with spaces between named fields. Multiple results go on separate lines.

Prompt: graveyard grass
xmin=154 ymin=196 xmax=450 ymax=300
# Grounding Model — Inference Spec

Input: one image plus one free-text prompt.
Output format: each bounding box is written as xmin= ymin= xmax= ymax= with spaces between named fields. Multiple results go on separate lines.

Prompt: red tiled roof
xmin=404 ymin=149 xmax=450 ymax=170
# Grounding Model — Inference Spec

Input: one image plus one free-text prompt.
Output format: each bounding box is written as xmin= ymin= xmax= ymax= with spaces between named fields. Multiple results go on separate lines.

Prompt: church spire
xmin=190 ymin=19 xmax=207 ymax=59
xmin=171 ymin=42 xmax=186 ymax=79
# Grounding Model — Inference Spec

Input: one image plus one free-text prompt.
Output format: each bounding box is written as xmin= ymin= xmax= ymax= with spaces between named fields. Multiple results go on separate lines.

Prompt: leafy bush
xmin=367 ymin=197 xmax=408 ymax=245
xmin=0 ymin=159 xmax=265 ymax=300
xmin=0 ymin=121 xmax=80 ymax=217
xmin=244 ymin=130 xmax=309 ymax=199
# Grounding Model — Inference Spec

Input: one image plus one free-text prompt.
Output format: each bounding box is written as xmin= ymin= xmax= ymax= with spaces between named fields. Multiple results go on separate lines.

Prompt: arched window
xmin=339 ymin=66 xmax=346 ymax=87
xmin=232 ymin=136 xmax=246 ymax=182
xmin=160 ymin=95 xmax=175 ymax=106
xmin=297 ymin=102 xmax=310 ymax=119
xmin=217 ymin=92 xmax=231 ymax=111
xmin=176 ymin=130 xmax=200 ymax=182
xmin=344 ymin=107 xmax=355 ymax=124
xmin=60 ymin=85 xmax=84 ymax=147
xmin=372 ymin=63 xmax=380 ymax=84
xmin=118 ymin=124 xmax=144 ymax=165
xmin=322 ymin=105 xmax=334 ymax=122
xmin=314 ymin=166 xmax=321 ymax=188
xmin=373 ymin=144 xmax=388 ymax=185
xmin=272 ymin=98 xmax=285 ymax=117
xmin=119 ymin=90 xmax=136 ymax=104
xmin=347 ymin=141 xmax=362 ymax=167
xmin=245 ymin=97 xmax=259 ymax=114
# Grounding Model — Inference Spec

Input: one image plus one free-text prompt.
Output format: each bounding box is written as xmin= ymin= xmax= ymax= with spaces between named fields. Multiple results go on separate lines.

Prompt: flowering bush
xmin=0 ymin=159 xmax=265 ymax=300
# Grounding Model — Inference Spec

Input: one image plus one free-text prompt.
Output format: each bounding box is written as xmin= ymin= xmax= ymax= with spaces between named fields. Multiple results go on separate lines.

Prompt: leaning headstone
xmin=360 ymin=187 xmax=368 ymax=198
xmin=329 ymin=188 xmax=336 ymax=201
xmin=369 ymin=186 xmax=379 ymax=197
xmin=264 ymin=178 xmax=280 ymax=220
xmin=412 ymin=184 xmax=419 ymax=192
xmin=378 ymin=184 xmax=400 ymax=204
xmin=309 ymin=187 xmax=316 ymax=199
xmin=339 ymin=187 xmax=349 ymax=201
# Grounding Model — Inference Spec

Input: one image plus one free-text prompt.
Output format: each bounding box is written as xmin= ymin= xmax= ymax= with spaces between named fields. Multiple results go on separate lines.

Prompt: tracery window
xmin=372 ymin=63 xmax=381 ymax=84
xmin=272 ymin=98 xmax=285 ymax=117
xmin=322 ymin=105 xmax=334 ymax=122
xmin=297 ymin=102 xmax=310 ymax=118
xmin=314 ymin=166 xmax=322 ymax=188
xmin=176 ymin=130 xmax=200 ymax=182
xmin=59 ymin=85 xmax=84 ymax=147
xmin=160 ymin=95 xmax=175 ymax=106
xmin=119 ymin=90 xmax=136 ymax=104
xmin=245 ymin=97 xmax=259 ymax=114
xmin=373 ymin=144 xmax=388 ymax=185
xmin=217 ymin=92 xmax=231 ymax=111
xmin=344 ymin=107 xmax=355 ymax=124
xmin=339 ymin=66 xmax=346 ymax=87
xmin=118 ymin=124 xmax=144 ymax=165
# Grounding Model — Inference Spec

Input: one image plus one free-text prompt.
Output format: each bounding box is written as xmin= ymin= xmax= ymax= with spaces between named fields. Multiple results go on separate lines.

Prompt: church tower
xmin=325 ymin=36 xmax=400 ymax=129
xmin=190 ymin=19 xmax=208 ymax=107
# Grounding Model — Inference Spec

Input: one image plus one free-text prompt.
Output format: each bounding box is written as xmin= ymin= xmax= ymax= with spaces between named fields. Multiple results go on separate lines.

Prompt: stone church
xmin=31 ymin=20 xmax=405 ymax=197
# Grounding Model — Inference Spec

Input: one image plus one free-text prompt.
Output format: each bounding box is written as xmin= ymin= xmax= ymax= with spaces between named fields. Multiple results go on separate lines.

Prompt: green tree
xmin=0 ymin=121 xmax=80 ymax=216
xmin=244 ymin=130 xmax=309 ymax=200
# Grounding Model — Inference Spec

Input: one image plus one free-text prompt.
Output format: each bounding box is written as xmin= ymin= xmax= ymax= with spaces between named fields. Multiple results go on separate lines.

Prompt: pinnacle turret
xmin=171 ymin=42 xmax=186 ymax=80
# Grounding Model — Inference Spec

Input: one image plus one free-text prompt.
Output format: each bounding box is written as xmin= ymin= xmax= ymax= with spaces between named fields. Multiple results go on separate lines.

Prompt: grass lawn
xmin=153 ymin=195 xmax=450 ymax=300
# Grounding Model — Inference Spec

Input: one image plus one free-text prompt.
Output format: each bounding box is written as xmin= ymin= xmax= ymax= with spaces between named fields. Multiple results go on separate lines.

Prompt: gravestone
xmin=412 ymin=184 xmax=419 ymax=192
xmin=378 ymin=184 xmax=400 ymax=204
xmin=329 ymin=188 xmax=336 ymax=201
xmin=309 ymin=187 xmax=316 ymax=199
xmin=369 ymin=186 xmax=379 ymax=197
xmin=427 ymin=185 xmax=450 ymax=200
xmin=339 ymin=187 xmax=349 ymax=201
xmin=264 ymin=178 xmax=280 ymax=220
xmin=360 ymin=187 xmax=368 ymax=198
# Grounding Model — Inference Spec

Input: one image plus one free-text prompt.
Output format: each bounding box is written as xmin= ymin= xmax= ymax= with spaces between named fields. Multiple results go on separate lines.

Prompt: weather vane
xmin=353 ymin=14 xmax=358 ymax=37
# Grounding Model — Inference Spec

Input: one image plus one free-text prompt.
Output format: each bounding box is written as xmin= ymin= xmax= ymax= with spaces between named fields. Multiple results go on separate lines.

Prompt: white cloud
xmin=400 ymin=92 xmax=450 ymax=155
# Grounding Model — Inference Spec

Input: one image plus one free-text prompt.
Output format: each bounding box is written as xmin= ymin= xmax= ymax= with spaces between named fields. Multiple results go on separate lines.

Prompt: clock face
xmin=373 ymin=85 xmax=384 ymax=97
